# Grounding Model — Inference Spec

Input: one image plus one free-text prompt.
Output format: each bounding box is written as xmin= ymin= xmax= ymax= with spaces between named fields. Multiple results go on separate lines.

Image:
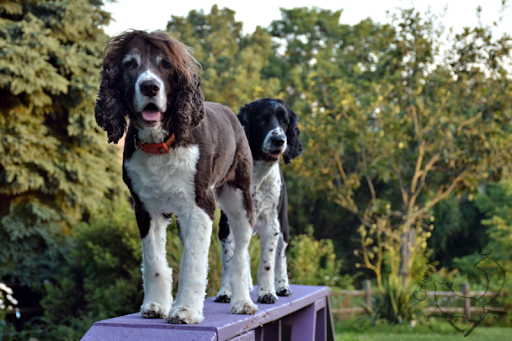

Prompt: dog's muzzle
xmin=134 ymin=70 xmax=167 ymax=115
xmin=262 ymin=128 xmax=287 ymax=161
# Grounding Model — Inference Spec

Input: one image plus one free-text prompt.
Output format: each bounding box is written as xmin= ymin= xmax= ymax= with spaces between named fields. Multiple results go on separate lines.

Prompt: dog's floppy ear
xmin=238 ymin=101 xmax=258 ymax=142
xmin=283 ymin=107 xmax=303 ymax=164
xmin=168 ymin=73 xmax=205 ymax=145
xmin=95 ymin=63 xmax=128 ymax=144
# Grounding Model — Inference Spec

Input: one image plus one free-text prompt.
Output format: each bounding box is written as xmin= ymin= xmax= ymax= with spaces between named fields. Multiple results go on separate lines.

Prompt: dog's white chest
xmin=252 ymin=161 xmax=281 ymax=219
xmin=124 ymin=145 xmax=200 ymax=214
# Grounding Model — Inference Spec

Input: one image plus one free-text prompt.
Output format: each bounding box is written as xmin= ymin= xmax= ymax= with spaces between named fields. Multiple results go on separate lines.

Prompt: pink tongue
xmin=142 ymin=111 xmax=161 ymax=121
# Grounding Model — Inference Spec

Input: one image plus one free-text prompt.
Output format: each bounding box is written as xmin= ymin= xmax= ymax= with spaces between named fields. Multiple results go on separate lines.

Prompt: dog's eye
xmin=123 ymin=60 xmax=136 ymax=69
xmin=162 ymin=60 xmax=172 ymax=69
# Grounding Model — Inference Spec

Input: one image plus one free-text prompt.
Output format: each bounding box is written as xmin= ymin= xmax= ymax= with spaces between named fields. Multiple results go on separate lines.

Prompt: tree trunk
xmin=399 ymin=230 xmax=416 ymax=285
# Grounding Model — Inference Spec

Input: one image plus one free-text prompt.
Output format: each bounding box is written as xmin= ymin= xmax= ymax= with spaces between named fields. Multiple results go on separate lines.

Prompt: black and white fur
xmin=214 ymin=98 xmax=302 ymax=304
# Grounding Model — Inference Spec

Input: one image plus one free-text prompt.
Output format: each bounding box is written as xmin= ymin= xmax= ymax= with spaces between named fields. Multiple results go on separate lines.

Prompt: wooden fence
xmin=329 ymin=280 xmax=507 ymax=315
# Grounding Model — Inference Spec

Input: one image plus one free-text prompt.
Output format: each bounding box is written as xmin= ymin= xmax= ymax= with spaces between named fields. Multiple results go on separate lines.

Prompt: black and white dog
xmin=215 ymin=98 xmax=303 ymax=304
xmin=94 ymin=30 xmax=257 ymax=324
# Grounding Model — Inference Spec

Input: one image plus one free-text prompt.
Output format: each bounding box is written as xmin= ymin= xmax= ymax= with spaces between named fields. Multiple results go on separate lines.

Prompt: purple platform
xmin=81 ymin=285 xmax=335 ymax=341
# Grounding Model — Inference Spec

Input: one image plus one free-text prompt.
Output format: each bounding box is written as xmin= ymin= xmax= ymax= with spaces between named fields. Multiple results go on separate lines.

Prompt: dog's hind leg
xmin=215 ymin=210 xmax=253 ymax=303
xmin=219 ymin=184 xmax=258 ymax=315
xmin=256 ymin=216 xmax=280 ymax=304
xmin=138 ymin=207 xmax=173 ymax=319
xmin=214 ymin=211 xmax=234 ymax=303
xmin=275 ymin=170 xmax=292 ymax=296
xmin=275 ymin=231 xmax=292 ymax=296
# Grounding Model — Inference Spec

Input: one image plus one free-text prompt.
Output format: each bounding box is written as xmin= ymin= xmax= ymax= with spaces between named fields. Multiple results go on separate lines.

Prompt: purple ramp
xmin=81 ymin=326 xmax=216 ymax=341
xmin=81 ymin=284 xmax=332 ymax=341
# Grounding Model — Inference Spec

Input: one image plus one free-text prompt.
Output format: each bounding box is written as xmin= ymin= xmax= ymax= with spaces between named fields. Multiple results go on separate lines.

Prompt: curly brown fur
xmin=95 ymin=67 xmax=127 ymax=144
xmin=162 ymin=74 xmax=205 ymax=146
xmin=101 ymin=30 xmax=196 ymax=86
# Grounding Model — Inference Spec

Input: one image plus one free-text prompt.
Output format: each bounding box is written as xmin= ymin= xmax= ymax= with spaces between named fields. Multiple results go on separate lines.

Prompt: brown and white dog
xmin=94 ymin=30 xmax=257 ymax=324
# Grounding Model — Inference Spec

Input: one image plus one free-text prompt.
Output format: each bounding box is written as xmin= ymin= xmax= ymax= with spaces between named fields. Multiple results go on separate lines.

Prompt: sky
xmin=103 ymin=0 xmax=512 ymax=38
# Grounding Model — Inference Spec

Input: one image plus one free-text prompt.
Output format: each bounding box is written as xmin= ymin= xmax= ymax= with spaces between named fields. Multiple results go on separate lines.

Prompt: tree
xmin=0 ymin=0 xmax=125 ymax=288
xmin=267 ymin=7 xmax=396 ymax=107
xmin=271 ymin=7 xmax=512 ymax=289
xmin=166 ymin=5 xmax=281 ymax=111
xmin=268 ymin=8 xmax=394 ymax=265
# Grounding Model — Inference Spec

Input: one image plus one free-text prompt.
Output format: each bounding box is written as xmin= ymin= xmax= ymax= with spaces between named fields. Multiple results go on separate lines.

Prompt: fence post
xmin=363 ymin=280 xmax=372 ymax=309
xmin=462 ymin=283 xmax=471 ymax=319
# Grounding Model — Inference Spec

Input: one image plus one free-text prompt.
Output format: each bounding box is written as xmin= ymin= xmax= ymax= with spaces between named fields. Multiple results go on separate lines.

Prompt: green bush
xmin=288 ymin=225 xmax=355 ymax=288
xmin=369 ymin=276 xmax=425 ymax=324
xmin=41 ymin=200 xmax=143 ymax=339
xmin=473 ymin=179 xmax=512 ymax=310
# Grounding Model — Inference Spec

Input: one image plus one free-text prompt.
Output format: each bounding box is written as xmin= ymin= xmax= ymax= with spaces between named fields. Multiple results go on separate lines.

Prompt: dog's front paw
xmin=166 ymin=305 xmax=204 ymax=324
xmin=141 ymin=301 xmax=168 ymax=319
xmin=230 ymin=299 xmax=258 ymax=315
xmin=257 ymin=292 xmax=279 ymax=304
xmin=214 ymin=293 xmax=231 ymax=303
xmin=276 ymin=286 xmax=292 ymax=297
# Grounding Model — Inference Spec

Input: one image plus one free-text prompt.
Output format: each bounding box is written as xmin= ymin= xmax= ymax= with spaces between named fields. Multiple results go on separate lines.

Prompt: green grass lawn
xmin=336 ymin=327 xmax=512 ymax=341
xmin=334 ymin=317 xmax=512 ymax=341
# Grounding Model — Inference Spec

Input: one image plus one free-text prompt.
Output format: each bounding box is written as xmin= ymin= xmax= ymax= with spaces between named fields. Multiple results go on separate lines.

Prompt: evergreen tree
xmin=0 ymin=0 xmax=125 ymax=288
xmin=167 ymin=5 xmax=281 ymax=111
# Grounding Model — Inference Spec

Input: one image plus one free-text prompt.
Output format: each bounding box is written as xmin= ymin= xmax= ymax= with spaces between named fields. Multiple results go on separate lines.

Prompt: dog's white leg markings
xmin=256 ymin=216 xmax=279 ymax=303
xmin=274 ymin=232 xmax=292 ymax=296
xmin=219 ymin=186 xmax=258 ymax=315
xmin=217 ymin=224 xmax=253 ymax=302
xmin=246 ymin=249 xmax=254 ymax=294
xmin=167 ymin=206 xmax=212 ymax=324
xmin=141 ymin=215 xmax=173 ymax=318
xmin=126 ymin=144 xmax=207 ymax=324
xmin=215 ymin=226 xmax=234 ymax=302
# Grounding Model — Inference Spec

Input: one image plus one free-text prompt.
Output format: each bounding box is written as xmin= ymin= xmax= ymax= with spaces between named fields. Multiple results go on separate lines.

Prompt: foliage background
xmin=1 ymin=1 xmax=511 ymax=340
xmin=0 ymin=0 xmax=125 ymax=289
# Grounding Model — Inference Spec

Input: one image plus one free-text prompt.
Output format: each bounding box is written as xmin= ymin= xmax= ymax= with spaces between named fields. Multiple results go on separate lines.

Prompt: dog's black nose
xmin=140 ymin=80 xmax=160 ymax=97
xmin=272 ymin=136 xmax=285 ymax=147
